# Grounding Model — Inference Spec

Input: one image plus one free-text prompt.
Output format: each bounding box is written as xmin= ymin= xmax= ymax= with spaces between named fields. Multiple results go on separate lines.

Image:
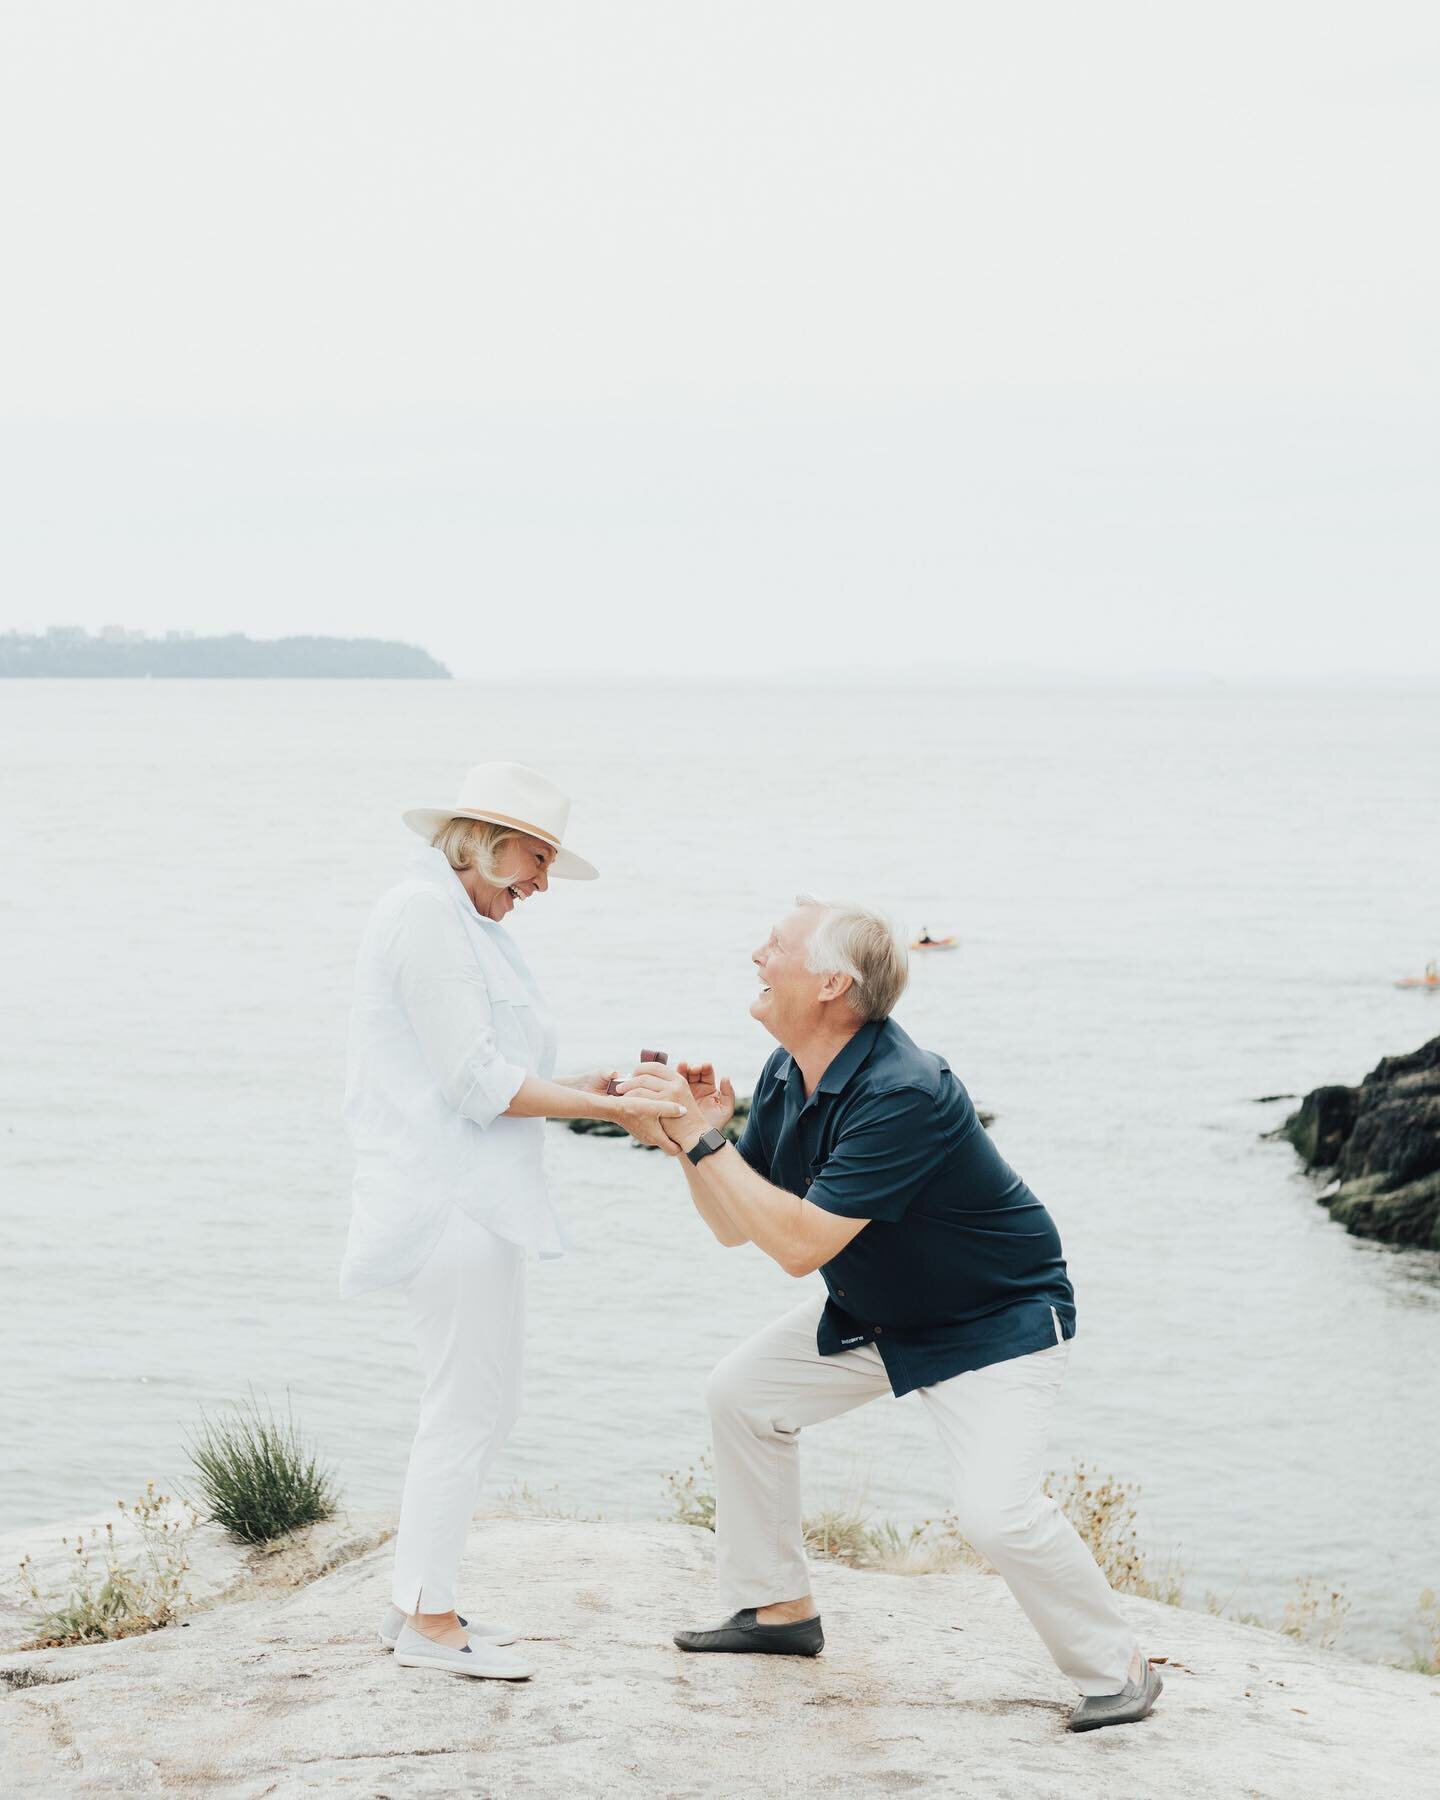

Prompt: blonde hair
xmin=795 ymin=892 xmax=909 ymax=1023
xmin=432 ymin=816 xmax=523 ymax=884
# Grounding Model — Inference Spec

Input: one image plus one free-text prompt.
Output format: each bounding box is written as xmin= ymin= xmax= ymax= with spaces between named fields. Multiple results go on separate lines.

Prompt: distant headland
xmin=0 ymin=628 xmax=450 ymax=679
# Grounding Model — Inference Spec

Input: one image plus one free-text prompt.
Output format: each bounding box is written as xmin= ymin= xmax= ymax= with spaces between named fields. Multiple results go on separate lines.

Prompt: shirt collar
xmin=817 ymin=1018 xmax=884 ymax=1093
xmin=773 ymin=1018 xmax=884 ymax=1102
xmin=407 ymin=844 xmax=503 ymax=930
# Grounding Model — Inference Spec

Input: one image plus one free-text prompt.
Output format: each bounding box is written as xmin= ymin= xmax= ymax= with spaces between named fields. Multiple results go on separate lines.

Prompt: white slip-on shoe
xmin=391 ymin=1622 xmax=534 ymax=1680
xmin=377 ymin=1605 xmax=518 ymax=1649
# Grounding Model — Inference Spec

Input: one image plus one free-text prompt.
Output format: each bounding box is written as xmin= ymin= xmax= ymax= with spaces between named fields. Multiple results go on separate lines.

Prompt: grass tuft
xmin=20 ymin=1482 xmax=199 ymax=1647
xmin=1041 ymin=1461 xmax=1185 ymax=1602
xmin=662 ymin=1457 xmax=982 ymax=1574
xmin=1280 ymin=1576 xmax=1350 ymax=1649
xmin=486 ymin=1482 xmax=601 ymax=1522
xmin=184 ymin=1390 xmax=338 ymax=1545
xmin=662 ymin=1458 xmax=717 ymax=1532
xmin=1408 ymin=1588 xmax=1440 ymax=1674
xmin=662 ymin=1454 xmax=1181 ymax=1590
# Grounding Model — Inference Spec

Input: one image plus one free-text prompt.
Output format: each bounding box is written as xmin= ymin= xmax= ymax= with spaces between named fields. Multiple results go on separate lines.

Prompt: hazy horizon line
xmin=6 ymin=665 xmax=1438 ymax=689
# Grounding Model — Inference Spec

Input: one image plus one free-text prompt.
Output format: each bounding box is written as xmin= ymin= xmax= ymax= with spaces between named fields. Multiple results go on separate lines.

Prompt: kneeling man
xmin=618 ymin=896 xmax=1160 ymax=1733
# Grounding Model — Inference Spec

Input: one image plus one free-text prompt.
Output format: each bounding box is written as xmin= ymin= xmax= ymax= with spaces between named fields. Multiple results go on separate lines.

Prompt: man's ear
xmin=818 ymin=971 xmax=855 ymax=1006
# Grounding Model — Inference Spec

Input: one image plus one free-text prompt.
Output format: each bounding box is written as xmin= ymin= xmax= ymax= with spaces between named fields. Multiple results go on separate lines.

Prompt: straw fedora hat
xmin=402 ymin=762 xmax=599 ymax=880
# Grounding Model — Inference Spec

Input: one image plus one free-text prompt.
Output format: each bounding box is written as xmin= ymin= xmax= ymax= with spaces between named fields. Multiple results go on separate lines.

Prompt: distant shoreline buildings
xmin=0 ymin=628 xmax=451 ymax=679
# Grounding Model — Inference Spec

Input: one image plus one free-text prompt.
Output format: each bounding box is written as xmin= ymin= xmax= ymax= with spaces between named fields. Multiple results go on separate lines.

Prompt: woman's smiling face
xmin=478 ymin=833 xmax=556 ymax=921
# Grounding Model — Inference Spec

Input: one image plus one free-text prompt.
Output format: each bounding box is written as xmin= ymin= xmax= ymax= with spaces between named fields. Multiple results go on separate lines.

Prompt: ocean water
xmin=2 ymin=676 xmax=1438 ymax=1661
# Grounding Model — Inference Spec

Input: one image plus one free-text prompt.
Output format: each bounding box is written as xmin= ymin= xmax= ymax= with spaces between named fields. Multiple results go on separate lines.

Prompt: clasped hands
xmin=613 ymin=1060 xmax=737 ymax=1156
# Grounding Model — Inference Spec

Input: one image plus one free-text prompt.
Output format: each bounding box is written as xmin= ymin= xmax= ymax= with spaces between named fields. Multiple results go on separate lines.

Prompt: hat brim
xmin=401 ymin=807 xmax=598 ymax=880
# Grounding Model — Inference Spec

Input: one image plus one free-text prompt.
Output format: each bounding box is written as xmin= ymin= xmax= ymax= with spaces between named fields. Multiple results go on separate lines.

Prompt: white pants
xmin=390 ymin=1206 xmax=525 ymax=1613
xmin=706 ymin=1296 xmax=1139 ymax=1696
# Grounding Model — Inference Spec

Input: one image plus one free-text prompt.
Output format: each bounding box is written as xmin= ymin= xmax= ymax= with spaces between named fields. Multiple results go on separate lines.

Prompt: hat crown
xmin=452 ymin=761 xmax=571 ymax=843
xmin=400 ymin=760 xmax=598 ymax=879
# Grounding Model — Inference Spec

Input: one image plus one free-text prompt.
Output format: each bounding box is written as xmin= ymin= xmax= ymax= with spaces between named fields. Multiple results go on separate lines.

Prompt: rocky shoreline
xmin=1280 ymin=1034 xmax=1440 ymax=1250
xmin=3 ymin=1511 xmax=1437 ymax=1796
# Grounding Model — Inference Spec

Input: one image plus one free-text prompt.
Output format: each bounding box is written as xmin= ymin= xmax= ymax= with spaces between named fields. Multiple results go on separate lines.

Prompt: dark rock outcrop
xmin=1281 ymin=1036 xmax=1440 ymax=1250
xmin=1284 ymin=1086 xmax=1360 ymax=1167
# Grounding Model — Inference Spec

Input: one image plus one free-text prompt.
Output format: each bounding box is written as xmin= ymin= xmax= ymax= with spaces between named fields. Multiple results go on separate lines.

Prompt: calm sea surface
xmin=2 ymin=678 xmax=1438 ymax=1660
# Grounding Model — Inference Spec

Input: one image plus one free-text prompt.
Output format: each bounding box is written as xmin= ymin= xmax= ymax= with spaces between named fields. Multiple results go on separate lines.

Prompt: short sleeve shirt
xmin=735 ymin=1018 xmax=1075 ymax=1397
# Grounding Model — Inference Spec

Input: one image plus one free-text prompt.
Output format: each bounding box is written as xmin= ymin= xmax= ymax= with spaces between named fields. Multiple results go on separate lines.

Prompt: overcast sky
xmin=1 ymin=3 xmax=1435 ymax=678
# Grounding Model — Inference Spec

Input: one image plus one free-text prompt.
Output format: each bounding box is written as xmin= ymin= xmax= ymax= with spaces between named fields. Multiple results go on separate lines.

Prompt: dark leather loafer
xmin=1068 ymin=1659 xmax=1163 ymax=1731
xmin=674 ymin=1608 xmax=824 ymax=1656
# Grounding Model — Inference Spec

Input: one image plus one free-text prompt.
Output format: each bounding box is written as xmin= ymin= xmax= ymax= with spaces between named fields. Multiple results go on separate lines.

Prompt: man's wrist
xmin=674 ymin=1117 xmax=709 ymax=1155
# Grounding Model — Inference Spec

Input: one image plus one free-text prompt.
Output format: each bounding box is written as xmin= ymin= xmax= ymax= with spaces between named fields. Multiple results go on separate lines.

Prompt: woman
xmin=340 ymin=761 xmax=683 ymax=1681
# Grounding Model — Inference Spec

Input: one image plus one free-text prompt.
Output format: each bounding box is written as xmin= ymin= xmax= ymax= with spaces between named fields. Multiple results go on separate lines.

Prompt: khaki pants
xmin=705 ymin=1295 xmax=1138 ymax=1696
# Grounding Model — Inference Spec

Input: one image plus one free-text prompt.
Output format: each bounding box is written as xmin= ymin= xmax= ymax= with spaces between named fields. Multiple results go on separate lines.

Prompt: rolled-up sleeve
xmin=391 ymin=892 xmax=528 ymax=1128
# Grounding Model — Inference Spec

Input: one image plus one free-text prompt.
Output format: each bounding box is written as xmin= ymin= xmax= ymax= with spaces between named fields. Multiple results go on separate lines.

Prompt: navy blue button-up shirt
xmin=735 ymin=1018 xmax=1075 ymax=1397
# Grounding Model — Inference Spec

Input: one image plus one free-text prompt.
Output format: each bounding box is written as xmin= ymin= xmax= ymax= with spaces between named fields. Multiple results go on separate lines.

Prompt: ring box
xmin=608 ymin=1049 xmax=668 ymax=1096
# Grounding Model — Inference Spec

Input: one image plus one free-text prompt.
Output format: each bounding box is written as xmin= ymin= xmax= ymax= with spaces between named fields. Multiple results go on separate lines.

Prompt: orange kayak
xmin=911 ymin=936 xmax=958 ymax=951
xmin=1395 ymin=976 xmax=1440 ymax=990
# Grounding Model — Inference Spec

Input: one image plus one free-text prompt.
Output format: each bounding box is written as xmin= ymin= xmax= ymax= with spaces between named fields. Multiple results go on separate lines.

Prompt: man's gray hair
xmin=795 ymin=893 xmax=910 ymax=1023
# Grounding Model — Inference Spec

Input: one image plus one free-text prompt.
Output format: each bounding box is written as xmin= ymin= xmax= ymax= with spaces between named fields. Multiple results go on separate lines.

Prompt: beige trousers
xmin=705 ymin=1294 xmax=1139 ymax=1696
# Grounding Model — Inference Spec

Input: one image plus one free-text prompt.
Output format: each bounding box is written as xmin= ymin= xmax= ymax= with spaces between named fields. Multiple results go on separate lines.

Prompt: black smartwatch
xmin=686 ymin=1127 xmax=729 ymax=1166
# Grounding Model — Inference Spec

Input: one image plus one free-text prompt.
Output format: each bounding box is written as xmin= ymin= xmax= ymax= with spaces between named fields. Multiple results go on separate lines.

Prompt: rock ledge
xmin=2 ymin=1516 xmax=1436 ymax=1797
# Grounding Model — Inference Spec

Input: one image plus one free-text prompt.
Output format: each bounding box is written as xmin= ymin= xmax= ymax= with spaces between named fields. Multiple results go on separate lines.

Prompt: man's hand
xmin=611 ymin=1090 xmax=687 ymax=1154
xmin=676 ymin=1061 xmax=737 ymax=1132
xmin=623 ymin=1064 xmax=868 ymax=1272
xmin=617 ymin=1063 xmax=708 ymax=1153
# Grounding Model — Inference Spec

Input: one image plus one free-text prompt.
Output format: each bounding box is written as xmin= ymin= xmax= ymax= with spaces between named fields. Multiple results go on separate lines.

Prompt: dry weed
xmin=19 ymin=1482 xmax=199 ymax=1648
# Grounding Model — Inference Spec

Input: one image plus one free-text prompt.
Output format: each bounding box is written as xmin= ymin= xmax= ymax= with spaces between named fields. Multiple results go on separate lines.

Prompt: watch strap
xmin=686 ymin=1127 xmax=729 ymax=1166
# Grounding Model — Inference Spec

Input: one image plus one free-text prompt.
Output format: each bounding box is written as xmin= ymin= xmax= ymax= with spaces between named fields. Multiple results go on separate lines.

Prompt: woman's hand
xmin=611 ymin=1090 xmax=688 ymax=1154
xmin=559 ymin=1070 xmax=620 ymax=1096
xmin=676 ymin=1061 xmax=736 ymax=1131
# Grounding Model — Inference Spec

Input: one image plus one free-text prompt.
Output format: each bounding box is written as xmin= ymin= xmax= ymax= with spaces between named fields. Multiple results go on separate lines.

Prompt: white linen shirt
xmin=339 ymin=845 xmax=566 ymax=1297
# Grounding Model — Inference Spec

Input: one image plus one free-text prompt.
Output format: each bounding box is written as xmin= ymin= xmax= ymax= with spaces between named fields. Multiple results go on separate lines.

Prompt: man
xmin=617 ymin=895 xmax=1160 ymax=1733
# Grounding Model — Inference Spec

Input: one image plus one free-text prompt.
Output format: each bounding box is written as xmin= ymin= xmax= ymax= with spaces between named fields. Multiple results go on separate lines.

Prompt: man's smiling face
xmin=750 ymin=905 xmax=828 ymax=1043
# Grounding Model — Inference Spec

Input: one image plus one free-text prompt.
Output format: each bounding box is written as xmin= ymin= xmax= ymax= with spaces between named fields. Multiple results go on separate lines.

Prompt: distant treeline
xmin=1 ymin=632 xmax=451 ymax=679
